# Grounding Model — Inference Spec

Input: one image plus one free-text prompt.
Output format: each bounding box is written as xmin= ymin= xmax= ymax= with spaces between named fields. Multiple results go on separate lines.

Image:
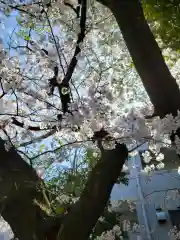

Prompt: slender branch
xmin=47 ymin=0 xmax=87 ymax=114
xmin=61 ymin=0 xmax=87 ymax=86
xmin=64 ymin=2 xmax=80 ymax=18
xmin=0 ymin=92 xmax=6 ymax=99
xmin=128 ymin=141 xmax=147 ymax=153
xmin=43 ymin=6 xmax=66 ymax=75
xmin=144 ymin=188 xmax=180 ymax=198
xmin=0 ymin=77 xmax=6 ymax=99
xmin=19 ymin=129 xmax=56 ymax=147
xmin=11 ymin=117 xmax=58 ymax=131
xmin=0 ymin=0 xmax=37 ymax=18
xmin=31 ymin=140 xmax=86 ymax=160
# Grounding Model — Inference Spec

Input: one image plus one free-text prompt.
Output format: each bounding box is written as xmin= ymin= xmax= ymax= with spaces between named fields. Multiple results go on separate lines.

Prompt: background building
xmin=111 ymin=145 xmax=180 ymax=240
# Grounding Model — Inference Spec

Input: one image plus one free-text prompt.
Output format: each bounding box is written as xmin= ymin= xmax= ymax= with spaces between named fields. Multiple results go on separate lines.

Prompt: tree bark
xmin=0 ymin=139 xmax=128 ymax=240
xmin=0 ymin=138 xmax=56 ymax=240
xmin=58 ymin=143 xmax=128 ymax=240
xmin=99 ymin=0 xmax=180 ymax=118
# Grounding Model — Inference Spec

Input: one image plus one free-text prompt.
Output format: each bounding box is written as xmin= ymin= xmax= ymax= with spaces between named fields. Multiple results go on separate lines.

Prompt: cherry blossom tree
xmin=99 ymin=0 xmax=180 ymax=119
xmin=0 ymin=0 xmax=180 ymax=239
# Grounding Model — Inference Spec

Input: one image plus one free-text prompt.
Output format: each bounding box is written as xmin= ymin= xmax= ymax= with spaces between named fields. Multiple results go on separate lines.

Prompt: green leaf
xmin=58 ymin=140 xmax=63 ymax=146
xmin=5 ymin=7 xmax=11 ymax=17
xmin=54 ymin=205 xmax=65 ymax=214
xmin=16 ymin=16 xmax=22 ymax=25
xmin=24 ymin=35 xmax=30 ymax=41
xmin=39 ymin=144 xmax=46 ymax=153
xmin=129 ymin=61 xmax=134 ymax=68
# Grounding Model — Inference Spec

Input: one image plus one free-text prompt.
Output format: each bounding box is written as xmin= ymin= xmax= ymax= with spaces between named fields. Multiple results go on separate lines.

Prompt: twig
xmin=0 ymin=0 xmax=37 ymax=18
xmin=19 ymin=129 xmax=56 ymax=147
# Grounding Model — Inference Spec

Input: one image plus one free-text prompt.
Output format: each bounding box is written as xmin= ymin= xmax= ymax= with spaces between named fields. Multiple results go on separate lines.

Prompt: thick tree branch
xmin=99 ymin=0 xmax=180 ymax=118
xmin=62 ymin=0 xmax=87 ymax=86
xmin=0 ymin=138 xmax=59 ymax=239
xmin=59 ymin=0 xmax=87 ymax=112
xmin=19 ymin=129 xmax=56 ymax=147
xmin=48 ymin=0 xmax=87 ymax=114
xmin=11 ymin=117 xmax=57 ymax=131
xmin=58 ymin=143 xmax=128 ymax=239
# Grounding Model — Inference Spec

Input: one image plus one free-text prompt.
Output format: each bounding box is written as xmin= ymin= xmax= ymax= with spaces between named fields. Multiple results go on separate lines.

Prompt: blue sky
xmin=1 ymin=11 xmax=19 ymax=47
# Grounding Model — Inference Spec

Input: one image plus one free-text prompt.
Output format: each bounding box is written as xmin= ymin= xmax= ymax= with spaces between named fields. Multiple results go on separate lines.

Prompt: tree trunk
xmin=99 ymin=0 xmax=180 ymax=118
xmin=58 ymin=143 xmax=128 ymax=240
xmin=0 ymin=138 xmax=57 ymax=240
xmin=0 ymin=139 xmax=128 ymax=240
